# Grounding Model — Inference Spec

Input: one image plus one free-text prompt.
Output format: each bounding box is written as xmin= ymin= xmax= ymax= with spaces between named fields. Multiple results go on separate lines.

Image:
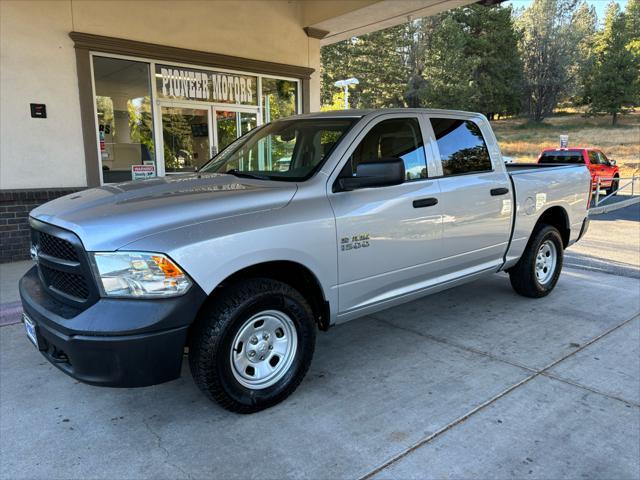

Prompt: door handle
xmin=490 ymin=188 xmax=509 ymax=196
xmin=413 ymin=197 xmax=438 ymax=208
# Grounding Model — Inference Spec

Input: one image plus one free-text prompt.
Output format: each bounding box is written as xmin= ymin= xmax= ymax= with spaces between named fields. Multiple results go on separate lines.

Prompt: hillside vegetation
xmin=492 ymin=112 xmax=640 ymax=177
xmin=322 ymin=0 xmax=639 ymax=125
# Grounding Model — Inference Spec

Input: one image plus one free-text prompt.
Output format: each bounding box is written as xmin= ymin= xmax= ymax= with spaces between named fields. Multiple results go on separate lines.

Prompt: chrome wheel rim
xmin=230 ymin=310 xmax=297 ymax=390
xmin=535 ymin=240 xmax=557 ymax=285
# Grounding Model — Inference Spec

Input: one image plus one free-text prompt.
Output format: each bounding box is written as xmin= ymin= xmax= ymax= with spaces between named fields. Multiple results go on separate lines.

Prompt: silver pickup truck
xmin=20 ymin=109 xmax=591 ymax=413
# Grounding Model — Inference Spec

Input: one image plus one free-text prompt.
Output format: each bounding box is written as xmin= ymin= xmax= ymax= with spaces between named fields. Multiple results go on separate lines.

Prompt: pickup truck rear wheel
xmin=509 ymin=225 xmax=564 ymax=298
xmin=188 ymin=278 xmax=315 ymax=413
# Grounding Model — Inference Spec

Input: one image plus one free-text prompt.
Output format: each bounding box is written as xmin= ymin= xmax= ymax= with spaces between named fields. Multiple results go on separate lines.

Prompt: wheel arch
xmin=202 ymin=260 xmax=331 ymax=332
xmin=534 ymin=206 xmax=570 ymax=248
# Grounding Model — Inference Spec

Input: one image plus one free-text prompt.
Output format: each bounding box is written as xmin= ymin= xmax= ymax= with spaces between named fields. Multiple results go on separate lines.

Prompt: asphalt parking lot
xmin=1 ymin=206 xmax=639 ymax=479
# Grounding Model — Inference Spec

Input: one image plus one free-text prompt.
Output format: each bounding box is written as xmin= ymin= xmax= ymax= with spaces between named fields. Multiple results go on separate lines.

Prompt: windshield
xmin=539 ymin=151 xmax=585 ymax=164
xmin=200 ymin=118 xmax=357 ymax=181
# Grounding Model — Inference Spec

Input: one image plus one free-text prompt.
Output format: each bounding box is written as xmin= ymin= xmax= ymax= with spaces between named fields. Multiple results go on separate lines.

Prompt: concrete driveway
xmin=1 ymin=264 xmax=639 ymax=479
xmin=566 ymin=203 xmax=640 ymax=278
xmin=1 ymin=205 xmax=639 ymax=479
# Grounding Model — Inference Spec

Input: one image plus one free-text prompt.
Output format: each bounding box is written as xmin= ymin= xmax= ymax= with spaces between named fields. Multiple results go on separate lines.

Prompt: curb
xmin=0 ymin=301 xmax=23 ymax=327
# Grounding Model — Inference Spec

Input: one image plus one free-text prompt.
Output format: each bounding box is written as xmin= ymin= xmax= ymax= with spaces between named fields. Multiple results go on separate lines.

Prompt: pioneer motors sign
xmin=157 ymin=65 xmax=257 ymax=105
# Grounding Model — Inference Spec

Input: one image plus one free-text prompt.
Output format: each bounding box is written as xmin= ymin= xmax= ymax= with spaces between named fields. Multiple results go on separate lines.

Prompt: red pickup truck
xmin=538 ymin=148 xmax=620 ymax=195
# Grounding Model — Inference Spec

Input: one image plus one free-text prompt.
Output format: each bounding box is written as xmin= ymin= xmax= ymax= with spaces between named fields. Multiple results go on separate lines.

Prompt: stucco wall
xmin=0 ymin=0 xmax=321 ymax=190
xmin=0 ymin=1 xmax=86 ymax=190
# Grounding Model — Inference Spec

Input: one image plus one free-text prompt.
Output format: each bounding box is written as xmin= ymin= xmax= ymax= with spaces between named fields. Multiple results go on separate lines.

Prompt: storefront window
xmin=93 ymin=57 xmax=155 ymax=183
xmin=92 ymin=55 xmax=301 ymax=183
xmin=261 ymin=78 xmax=298 ymax=123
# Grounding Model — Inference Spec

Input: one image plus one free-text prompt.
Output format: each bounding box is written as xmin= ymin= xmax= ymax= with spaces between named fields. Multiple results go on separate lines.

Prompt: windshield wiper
xmin=224 ymin=169 xmax=269 ymax=180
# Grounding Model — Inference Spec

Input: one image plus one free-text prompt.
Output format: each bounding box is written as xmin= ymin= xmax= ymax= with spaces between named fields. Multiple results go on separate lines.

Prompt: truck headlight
xmin=90 ymin=252 xmax=192 ymax=298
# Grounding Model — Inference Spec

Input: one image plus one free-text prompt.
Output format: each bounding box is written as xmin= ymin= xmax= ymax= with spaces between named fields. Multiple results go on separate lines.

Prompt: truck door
xmin=586 ymin=150 xmax=600 ymax=187
xmin=329 ymin=115 xmax=443 ymax=316
xmin=595 ymin=151 xmax=614 ymax=187
xmin=428 ymin=116 xmax=512 ymax=274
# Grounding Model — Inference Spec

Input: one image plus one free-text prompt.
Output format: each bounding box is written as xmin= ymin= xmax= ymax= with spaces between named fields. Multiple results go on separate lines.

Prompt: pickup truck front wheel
xmin=188 ymin=278 xmax=316 ymax=413
xmin=606 ymin=176 xmax=619 ymax=196
xmin=509 ymin=225 xmax=564 ymax=298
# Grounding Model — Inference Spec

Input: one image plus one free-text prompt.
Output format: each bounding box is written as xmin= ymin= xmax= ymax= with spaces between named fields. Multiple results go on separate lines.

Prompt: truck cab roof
xmin=281 ymin=108 xmax=487 ymax=121
xmin=541 ymin=147 xmax=600 ymax=152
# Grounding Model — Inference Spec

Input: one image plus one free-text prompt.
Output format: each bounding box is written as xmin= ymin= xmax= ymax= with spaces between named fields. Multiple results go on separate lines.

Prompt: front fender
xmin=122 ymin=200 xmax=339 ymax=324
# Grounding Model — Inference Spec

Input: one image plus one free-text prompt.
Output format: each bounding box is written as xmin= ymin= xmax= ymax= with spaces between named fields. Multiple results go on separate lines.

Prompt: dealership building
xmin=0 ymin=0 xmax=472 ymax=262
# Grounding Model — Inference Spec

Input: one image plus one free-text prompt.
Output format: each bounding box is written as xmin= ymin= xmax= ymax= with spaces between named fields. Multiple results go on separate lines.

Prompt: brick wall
xmin=0 ymin=188 xmax=82 ymax=263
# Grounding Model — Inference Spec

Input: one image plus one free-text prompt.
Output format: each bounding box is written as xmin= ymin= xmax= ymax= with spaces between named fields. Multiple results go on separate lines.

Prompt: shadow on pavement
xmin=564 ymin=250 xmax=640 ymax=278
xmin=590 ymin=201 xmax=639 ymax=222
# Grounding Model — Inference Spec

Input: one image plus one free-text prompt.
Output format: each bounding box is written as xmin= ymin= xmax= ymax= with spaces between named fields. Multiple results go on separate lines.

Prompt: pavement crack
xmin=541 ymin=372 xmax=640 ymax=408
xmin=359 ymin=313 xmax=639 ymax=480
xmin=536 ymin=313 xmax=639 ymax=373
xmin=143 ymin=418 xmax=192 ymax=480
xmin=357 ymin=371 xmax=540 ymax=480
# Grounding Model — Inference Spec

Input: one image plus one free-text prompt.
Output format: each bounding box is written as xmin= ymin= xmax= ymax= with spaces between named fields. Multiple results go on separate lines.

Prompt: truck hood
xmin=31 ymin=173 xmax=297 ymax=251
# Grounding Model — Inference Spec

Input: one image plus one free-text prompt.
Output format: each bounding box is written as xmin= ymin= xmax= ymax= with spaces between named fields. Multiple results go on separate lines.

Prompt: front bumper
xmin=19 ymin=266 xmax=207 ymax=387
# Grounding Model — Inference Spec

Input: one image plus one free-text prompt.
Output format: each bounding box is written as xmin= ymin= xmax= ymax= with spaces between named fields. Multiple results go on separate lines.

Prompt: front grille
xmin=40 ymin=264 xmax=90 ymax=300
xmin=38 ymin=231 xmax=79 ymax=262
xmin=30 ymin=218 xmax=98 ymax=308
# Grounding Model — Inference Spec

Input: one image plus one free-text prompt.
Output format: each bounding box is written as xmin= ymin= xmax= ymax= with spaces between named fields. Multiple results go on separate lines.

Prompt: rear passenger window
xmin=430 ymin=118 xmax=492 ymax=176
xmin=347 ymin=118 xmax=427 ymax=181
xmin=588 ymin=151 xmax=599 ymax=164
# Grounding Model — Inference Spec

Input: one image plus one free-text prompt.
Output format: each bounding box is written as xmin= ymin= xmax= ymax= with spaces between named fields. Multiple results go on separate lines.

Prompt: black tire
xmin=606 ymin=176 xmax=619 ymax=196
xmin=509 ymin=225 xmax=564 ymax=298
xmin=188 ymin=278 xmax=316 ymax=413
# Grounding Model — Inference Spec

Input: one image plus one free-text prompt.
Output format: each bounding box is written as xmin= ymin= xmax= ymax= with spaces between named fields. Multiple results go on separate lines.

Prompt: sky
xmin=504 ymin=0 xmax=628 ymax=22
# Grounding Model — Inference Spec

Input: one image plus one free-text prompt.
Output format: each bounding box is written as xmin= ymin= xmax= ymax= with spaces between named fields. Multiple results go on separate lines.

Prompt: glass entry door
xmin=159 ymin=103 xmax=258 ymax=174
xmin=215 ymin=110 xmax=258 ymax=152
xmin=161 ymin=105 xmax=211 ymax=174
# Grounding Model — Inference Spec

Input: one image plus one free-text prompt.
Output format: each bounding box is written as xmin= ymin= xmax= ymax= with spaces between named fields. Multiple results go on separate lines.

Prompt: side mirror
xmin=337 ymin=158 xmax=405 ymax=192
xmin=609 ymin=159 xmax=616 ymax=166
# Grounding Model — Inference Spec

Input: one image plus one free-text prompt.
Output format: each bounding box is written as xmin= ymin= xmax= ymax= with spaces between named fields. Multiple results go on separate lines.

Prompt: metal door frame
xmin=211 ymin=105 xmax=260 ymax=156
xmin=157 ymin=101 xmax=259 ymax=176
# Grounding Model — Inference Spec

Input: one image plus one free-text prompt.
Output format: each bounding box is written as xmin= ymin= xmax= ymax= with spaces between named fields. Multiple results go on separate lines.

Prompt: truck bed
xmin=502 ymin=161 xmax=591 ymax=269
xmin=506 ymin=163 xmax=583 ymax=175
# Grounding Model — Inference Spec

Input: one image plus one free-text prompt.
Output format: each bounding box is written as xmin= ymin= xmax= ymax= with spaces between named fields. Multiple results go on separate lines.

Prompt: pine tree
xmin=516 ymin=0 xmax=582 ymax=121
xmin=418 ymin=13 xmax=474 ymax=110
xmin=349 ymin=26 xmax=409 ymax=108
xmin=320 ymin=27 xmax=409 ymax=109
xmin=450 ymin=4 xmax=523 ymax=118
xmin=415 ymin=4 xmax=522 ymax=118
xmin=320 ymin=41 xmax=354 ymax=106
xmin=403 ymin=17 xmax=440 ymax=107
xmin=570 ymin=2 xmax=598 ymax=105
xmin=626 ymin=0 xmax=640 ymax=41
xmin=587 ymin=2 xmax=638 ymax=124
xmin=624 ymin=0 xmax=640 ymax=105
